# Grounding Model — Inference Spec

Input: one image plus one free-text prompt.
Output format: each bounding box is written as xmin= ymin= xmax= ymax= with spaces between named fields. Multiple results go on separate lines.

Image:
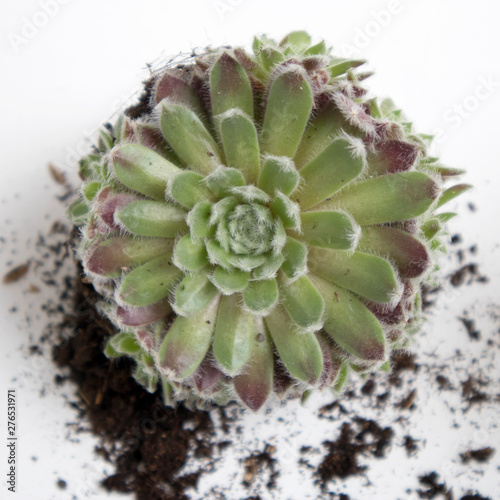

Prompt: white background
xmin=1 ymin=1 xmax=499 ymax=499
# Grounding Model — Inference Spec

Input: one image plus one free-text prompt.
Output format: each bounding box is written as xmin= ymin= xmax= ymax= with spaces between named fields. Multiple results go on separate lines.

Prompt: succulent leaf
xmin=296 ymin=137 xmax=366 ymax=209
xmin=309 ymin=248 xmax=402 ymax=304
xmin=110 ymin=143 xmax=180 ymax=199
xmin=265 ymin=305 xmax=323 ymax=385
xmin=217 ymin=109 xmax=260 ymax=184
xmin=213 ymin=294 xmax=254 ymax=374
xmin=260 ymin=66 xmax=313 ymax=157
xmin=158 ymin=297 xmax=219 ymax=380
xmin=311 ymin=275 xmax=386 ymax=362
xmin=321 ymin=171 xmax=441 ymax=225
xmin=210 ymin=52 xmax=254 ymax=118
xmin=160 ymin=102 xmax=222 ymax=174
xmin=234 ymin=319 xmax=274 ymax=411
xmin=118 ymin=254 xmax=181 ymax=307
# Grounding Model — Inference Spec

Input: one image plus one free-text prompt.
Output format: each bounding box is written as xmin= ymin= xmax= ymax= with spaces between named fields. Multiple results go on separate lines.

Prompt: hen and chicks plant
xmin=69 ymin=31 xmax=469 ymax=411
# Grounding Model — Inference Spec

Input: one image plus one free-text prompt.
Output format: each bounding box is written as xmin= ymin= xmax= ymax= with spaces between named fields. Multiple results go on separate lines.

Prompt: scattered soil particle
xmin=460 ymin=447 xmax=495 ymax=464
xmin=48 ymin=163 xmax=67 ymax=184
xmin=3 ymin=261 xmax=30 ymax=283
xmin=460 ymin=493 xmax=491 ymax=500
xmin=56 ymin=479 xmax=67 ymax=489
xmin=316 ymin=418 xmax=393 ymax=487
xmin=392 ymin=352 xmax=418 ymax=373
xmin=458 ymin=316 xmax=481 ymax=340
xmin=243 ymin=444 xmax=279 ymax=490
xmin=403 ymin=435 xmax=419 ymax=456
xmin=360 ymin=379 xmax=376 ymax=395
xmin=436 ymin=375 xmax=452 ymax=390
xmin=389 ymin=352 xmax=418 ymax=386
xmin=417 ymin=472 xmax=453 ymax=499
xmin=396 ymin=389 xmax=417 ymax=410
xmin=449 ymin=264 xmax=488 ymax=287
xmin=461 ymin=376 xmax=489 ymax=409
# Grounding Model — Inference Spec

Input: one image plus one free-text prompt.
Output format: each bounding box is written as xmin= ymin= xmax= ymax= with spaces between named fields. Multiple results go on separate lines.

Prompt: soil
xmin=53 ymin=265 xmax=213 ymax=500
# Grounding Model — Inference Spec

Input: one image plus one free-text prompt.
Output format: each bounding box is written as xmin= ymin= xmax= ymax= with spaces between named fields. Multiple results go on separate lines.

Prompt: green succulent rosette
xmin=69 ymin=31 xmax=470 ymax=411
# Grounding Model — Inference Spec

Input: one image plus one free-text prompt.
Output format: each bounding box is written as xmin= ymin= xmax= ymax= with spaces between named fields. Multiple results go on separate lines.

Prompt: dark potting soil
xmin=53 ymin=269 xmax=213 ymax=500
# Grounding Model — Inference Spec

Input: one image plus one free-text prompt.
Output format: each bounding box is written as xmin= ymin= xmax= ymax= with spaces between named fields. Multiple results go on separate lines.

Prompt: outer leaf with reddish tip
xmin=367 ymin=140 xmax=420 ymax=175
xmin=210 ymin=52 xmax=254 ymax=118
xmin=242 ymin=278 xmax=279 ymax=314
xmin=116 ymin=200 xmax=188 ymax=238
xmin=311 ymin=275 xmax=387 ymax=362
xmin=168 ymin=171 xmax=215 ymax=209
xmin=193 ymin=357 xmax=224 ymax=394
xmin=158 ymin=297 xmax=219 ymax=381
xmin=153 ymin=71 xmax=206 ymax=119
xmin=118 ymin=254 xmax=182 ymax=307
xmin=258 ymin=156 xmax=300 ymax=196
xmin=84 ymin=237 xmax=174 ymax=278
xmin=279 ymin=274 xmax=324 ymax=329
xmin=213 ymin=294 xmax=254 ymax=374
xmin=308 ymin=248 xmax=401 ymax=304
xmin=172 ymin=234 xmax=209 ymax=272
xmin=320 ymin=172 xmax=440 ymax=225
xmin=116 ymin=298 xmax=172 ymax=327
xmin=234 ymin=318 xmax=274 ymax=411
xmin=94 ymin=187 xmax=140 ymax=231
xmin=260 ymin=66 xmax=313 ymax=158
xmin=298 ymin=211 xmax=360 ymax=250
xmin=174 ymin=273 xmax=219 ymax=316
xmin=436 ymin=184 xmax=472 ymax=209
xmin=296 ymin=138 xmax=366 ymax=209
xmin=217 ymin=109 xmax=260 ymax=184
xmin=265 ymin=305 xmax=323 ymax=385
xmin=358 ymin=226 xmax=431 ymax=279
xmin=160 ymin=102 xmax=222 ymax=175
xmin=110 ymin=143 xmax=181 ymax=200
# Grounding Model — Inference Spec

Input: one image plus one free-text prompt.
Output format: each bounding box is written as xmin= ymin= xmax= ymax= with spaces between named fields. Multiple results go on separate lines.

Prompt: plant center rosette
xmin=69 ymin=31 xmax=470 ymax=411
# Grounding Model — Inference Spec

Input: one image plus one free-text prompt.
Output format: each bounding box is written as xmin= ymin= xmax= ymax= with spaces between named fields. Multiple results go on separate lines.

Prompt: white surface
xmin=1 ymin=1 xmax=500 ymax=499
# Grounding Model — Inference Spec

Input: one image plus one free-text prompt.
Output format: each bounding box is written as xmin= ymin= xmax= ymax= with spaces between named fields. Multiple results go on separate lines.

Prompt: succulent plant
xmin=68 ymin=31 xmax=470 ymax=411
